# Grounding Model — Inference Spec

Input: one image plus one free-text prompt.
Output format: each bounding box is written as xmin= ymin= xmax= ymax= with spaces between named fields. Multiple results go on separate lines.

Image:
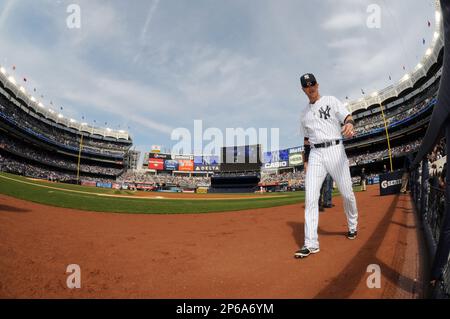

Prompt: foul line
xmin=0 ymin=174 xmax=289 ymax=201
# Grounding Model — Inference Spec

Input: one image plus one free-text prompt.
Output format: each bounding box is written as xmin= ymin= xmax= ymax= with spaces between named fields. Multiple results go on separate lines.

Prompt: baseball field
xmin=0 ymin=172 xmax=426 ymax=298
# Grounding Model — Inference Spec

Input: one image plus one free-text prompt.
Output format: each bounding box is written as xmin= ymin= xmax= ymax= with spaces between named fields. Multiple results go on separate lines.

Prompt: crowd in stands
xmin=0 ymin=135 xmax=123 ymax=176
xmin=353 ymin=96 xmax=434 ymax=136
xmin=428 ymin=138 xmax=446 ymax=163
xmin=0 ymin=153 xmax=113 ymax=183
xmin=117 ymin=170 xmax=211 ymax=187
xmin=0 ymin=94 xmax=130 ymax=156
xmin=348 ymin=138 xmax=422 ymax=166
xmin=260 ymin=170 xmax=305 ymax=188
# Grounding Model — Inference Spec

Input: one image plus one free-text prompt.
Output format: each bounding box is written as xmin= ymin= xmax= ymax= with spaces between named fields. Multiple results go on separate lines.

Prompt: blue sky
xmin=0 ymin=0 xmax=436 ymax=160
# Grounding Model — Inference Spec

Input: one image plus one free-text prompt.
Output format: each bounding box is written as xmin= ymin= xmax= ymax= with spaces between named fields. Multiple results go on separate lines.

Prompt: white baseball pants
xmin=304 ymin=143 xmax=358 ymax=249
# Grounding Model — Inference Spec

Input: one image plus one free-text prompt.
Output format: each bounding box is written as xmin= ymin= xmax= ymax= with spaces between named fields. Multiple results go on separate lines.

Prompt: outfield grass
xmin=0 ymin=172 xmax=360 ymax=214
xmin=0 ymin=172 xmax=304 ymax=214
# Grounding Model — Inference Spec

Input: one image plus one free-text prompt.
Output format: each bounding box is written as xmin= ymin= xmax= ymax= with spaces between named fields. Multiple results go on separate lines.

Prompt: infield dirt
xmin=0 ymin=185 xmax=425 ymax=298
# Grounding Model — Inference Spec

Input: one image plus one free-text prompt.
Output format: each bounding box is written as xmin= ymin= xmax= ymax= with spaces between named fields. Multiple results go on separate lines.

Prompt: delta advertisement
xmin=178 ymin=159 xmax=194 ymax=171
xmin=149 ymin=158 xmax=164 ymax=170
xmin=194 ymin=155 xmax=220 ymax=171
xmin=194 ymin=164 xmax=220 ymax=172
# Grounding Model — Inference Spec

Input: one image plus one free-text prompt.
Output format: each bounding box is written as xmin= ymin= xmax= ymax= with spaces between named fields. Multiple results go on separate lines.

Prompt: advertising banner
xmin=149 ymin=158 xmax=164 ymax=170
xmin=202 ymin=155 xmax=220 ymax=165
xmin=178 ymin=159 xmax=194 ymax=171
xmin=151 ymin=145 xmax=161 ymax=153
xmin=150 ymin=153 xmax=171 ymax=159
xmin=112 ymin=183 xmax=121 ymax=190
xmin=81 ymin=181 xmax=96 ymax=187
xmin=289 ymin=146 xmax=303 ymax=154
xmin=289 ymin=153 xmax=303 ymax=167
xmin=96 ymin=182 xmax=112 ymax=188
xmin=194 ymin=164 xmax=220 ymax=172
xmin=379 ymin=170 xmax=404 ymax=196
xmin=264 ymin=149 xmax=289 ymax=164
xmin=263 ymin=161 xmax=288 ymax=169
xmin=173 ymin=154 xmax=194 ymax=161
xmin=164 ymin=160 xmax=179 ymax=171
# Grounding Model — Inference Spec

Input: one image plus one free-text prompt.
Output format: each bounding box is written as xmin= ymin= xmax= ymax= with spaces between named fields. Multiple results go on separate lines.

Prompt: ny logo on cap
xmin=319 ymin=105 xmax=331 ymax=120
xmin=304 ymin=74 xmax=310 ymax=79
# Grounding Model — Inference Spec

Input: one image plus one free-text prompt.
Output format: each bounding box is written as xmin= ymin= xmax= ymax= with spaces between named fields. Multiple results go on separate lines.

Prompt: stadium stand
xmin=0 ymin=68 xmax=132 ymax=183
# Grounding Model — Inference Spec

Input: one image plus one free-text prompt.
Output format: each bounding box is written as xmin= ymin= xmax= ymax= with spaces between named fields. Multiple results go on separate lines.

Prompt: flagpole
xmin=76 ymin=134 xmax=84 ymax=183
xmin=380 ymin=102 xmax=393 ymax=172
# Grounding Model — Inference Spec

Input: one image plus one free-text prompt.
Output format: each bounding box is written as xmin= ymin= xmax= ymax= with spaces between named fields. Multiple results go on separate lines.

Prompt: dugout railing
xmin=408 ymin=0 xmax=450 ymax=299
xmin=410 ymin=160 xmax=450 ymax=298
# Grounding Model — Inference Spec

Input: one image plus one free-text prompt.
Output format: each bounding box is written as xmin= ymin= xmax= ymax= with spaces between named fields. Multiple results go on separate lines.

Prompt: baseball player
xmin=295 ymin=73 xmax=359 ymax=258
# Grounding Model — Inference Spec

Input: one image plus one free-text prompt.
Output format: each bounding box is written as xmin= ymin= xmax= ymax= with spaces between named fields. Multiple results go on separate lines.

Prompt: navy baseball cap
xmin=300 ymin=73 xmax=317 ymax=88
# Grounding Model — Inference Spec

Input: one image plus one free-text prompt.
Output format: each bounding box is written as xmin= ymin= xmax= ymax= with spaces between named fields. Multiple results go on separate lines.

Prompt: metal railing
xmin=410 ymin=159 xmax=450 ymax=298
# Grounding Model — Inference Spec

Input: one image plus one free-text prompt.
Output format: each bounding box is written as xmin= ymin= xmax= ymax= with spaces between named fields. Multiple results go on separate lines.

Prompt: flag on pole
xmin=389 ymin=75 xmax=392 ymax=80
xmin=428 ymin=20 xmax=431 ymax=27
xmin=423 ymin=38 xmax=426 ymax=45
xmin=361 ymin=89 xmax=365 ymax=95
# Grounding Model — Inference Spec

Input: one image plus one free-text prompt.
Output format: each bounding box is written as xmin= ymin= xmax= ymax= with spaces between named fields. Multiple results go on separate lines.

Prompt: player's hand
xmin=304 ymin=162 xmax=308 ymax=174
xmin=342 ymin=123 xmax=355 ymax=138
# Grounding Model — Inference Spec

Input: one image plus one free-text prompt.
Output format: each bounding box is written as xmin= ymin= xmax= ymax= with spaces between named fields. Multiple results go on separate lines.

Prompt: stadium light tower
xmin=0 ymin=67 xmax=6 ymax=74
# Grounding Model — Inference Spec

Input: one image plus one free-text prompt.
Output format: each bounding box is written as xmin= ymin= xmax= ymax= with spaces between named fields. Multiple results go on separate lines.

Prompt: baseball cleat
xmin=294 ymin=246 xmax=320 ymax=258
xmin=347 ymin=230 xmax=358 ymax=240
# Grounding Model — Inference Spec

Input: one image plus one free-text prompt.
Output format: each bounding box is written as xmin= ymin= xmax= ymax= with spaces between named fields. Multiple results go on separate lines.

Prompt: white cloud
xmin=0 ymin=0 xmax=436 ymax=151
xmin=328 ymin=37 xmax=368 ymax=49
xmin=322 ymin=12 xmax=365 ymax=31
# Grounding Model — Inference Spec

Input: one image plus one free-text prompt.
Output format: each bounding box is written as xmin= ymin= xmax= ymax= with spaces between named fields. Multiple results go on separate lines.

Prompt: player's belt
xmin=312 ymin=139 xmax=340 ymax=149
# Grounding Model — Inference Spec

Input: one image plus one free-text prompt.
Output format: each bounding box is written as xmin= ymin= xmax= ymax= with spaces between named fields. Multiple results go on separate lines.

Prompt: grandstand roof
xmin=346 ymin=0 xmax=444 ymax=113
xmin=0 ymin=68 xmax=130 ymax=140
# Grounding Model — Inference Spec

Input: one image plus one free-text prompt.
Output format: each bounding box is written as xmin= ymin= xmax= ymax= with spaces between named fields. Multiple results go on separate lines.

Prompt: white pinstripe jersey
xmin=300 ymin=95 xmax=350 ymax=145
